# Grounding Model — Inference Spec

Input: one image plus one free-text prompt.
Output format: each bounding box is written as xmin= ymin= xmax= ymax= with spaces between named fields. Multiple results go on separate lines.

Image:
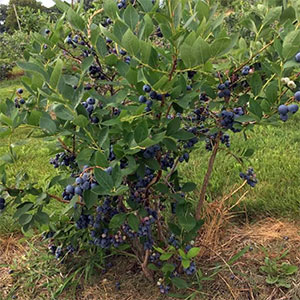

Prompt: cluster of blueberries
xmin=88 ymin=65 xmax=106 ymax=80
xmin=278 ymin=104 xmax=299 ymax=122
xmin=140 ymin=84 xmax=165 ymax=112
xmin=48 ymin=244 xmax=76 ymax=260
xmin=183 ymin=261 xmax=196 ymax=275
xmin=160 ymin=153 xmax=175 ymax=170
xmin=62 ymin=166 xmax=99 ymax=201
xmin=14 ymin=88 xmax=25 ymax=108
xmin=217 ymin=81 xmax=231 ymax=99
xmin=50 ymin=151 xmax=77 ymax=169
xmin=142 ymin=144 xmax=161 ymax=159
xmin=239 ymin=168 xmax=258 ymax=187
xmin=205 ymin=132 xmax=231 ymax=151
xmin=81 ymin=97 xmax=100 ymax=124
xmin=0 ymin=197 xmax=5 ymax=210
xmin=220 ymin=110 xmax=242 ymax=132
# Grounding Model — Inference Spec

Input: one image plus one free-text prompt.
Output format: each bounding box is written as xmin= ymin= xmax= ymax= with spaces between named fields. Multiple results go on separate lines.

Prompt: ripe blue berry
xmin=17 ymin=88 xmax=23 ymax=94
xmin=143 ymin=84 xmax=151 ymax=93
xmin=139 ymin=95 xmax=147 ymax=103
xmin=278 ymin=105 xmax=288 ymax=115
xmin=295 ymin=52 xmax=300 ymax=62
xmin=288 ymin=104 xmax=299 ymax=114
xmin=294 ymin=91 xmax=300 ymax=101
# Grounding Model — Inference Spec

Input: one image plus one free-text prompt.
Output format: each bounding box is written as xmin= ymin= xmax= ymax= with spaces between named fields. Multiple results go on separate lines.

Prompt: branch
xmin=233 ymin=39 xmax=275 ymax=74
xmin=48 ymin=193 xmax=84 ymax=206
xmin=141 ymin=249 xmax=153 ymax=281
xmin=168 ymin=55 xmax=177 ymax=81
xmin=196 ymin=132 xmax=221 ymax=220
xmin=58 ymin=138 xmax=73 ymax=153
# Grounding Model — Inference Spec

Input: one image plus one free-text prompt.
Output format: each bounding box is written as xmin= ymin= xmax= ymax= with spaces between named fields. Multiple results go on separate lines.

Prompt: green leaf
xmin=167 ymin=118 xmax=181 ymax=136
xmin=192 ymin=37 xmax=210 ymax=65
xmin=148 ymin=263 xmax=159 ymax=271
xmin=124 ymin=5 xmax=139 ymax=31
xmin=94 ymin=168 xmax=114 ymax=194
xmin=249 ymin=99 xmax=262 ymax=119
xmin=67 ymin=8 xmax=85 ymax=31
xmin=179 ymin=44 xmax=196 ymax=68
xmin=34 ymin=211 xmax=50 ymax=225
xmin=171 ymin=277 xmax=188 ymax=289
xmin=39 ymin=113 xmax=56 ymax=134
xmin=14 ymin=202 xmax=34 ymax=219
xmin=81 ymin=56 xmax=94 ymax=72
xmin=104 ymin=0 xmax=118 ymax=19
xmin=122 ymin=29 xmax=140 ymax=56
xmin=73 ymin=115 xmax=89 ymax=128
xmin=138 ymin=0 xmax=153 ymax=12
xmin=249 ymin=73 xmax=263 ymax=96
xmin=263 ymin=7 xmax=282 ymax=26
xmin=181 ymin=182 xmax=196 ymax=193
xmin=127 ymin=213 xmax=139 ymax=232
xmin=17 ymin=61 xmax=48 ymax=81
xmin=162 ymin=263 xmax=176 ymax=273
xmin=83 ymin=190 xmax=99 ymax=209
xmin=187 ymin=247 xmax=200 ymax=259
xmin=53 ymin=0 xmax=69 ymax=12
xmin=171 ymin=129 xmax=194 ymax=140
xmin=109 ymin=213 xmax=127 ymax=229
xmin=53 ymin=104 xmax=74 ymax=121
xmin=181 ymin=259 xmax=190 ymax=269
xmin=134 ymin=120 xmax=148 ymax=143
xmin=160 ymin=253 xmax=174 ymax=261
xmin=282 ymin=30 xmax=300 ymax=59
xmin=50 ymin=58 xmax=63 ymax=89
xmin=210 ymin=37 xmax=231 ymax=56
xmin=19 ymin=214 xmax=33 ymax=226
xmin=178 ymin=214 xmax=196 ymax=232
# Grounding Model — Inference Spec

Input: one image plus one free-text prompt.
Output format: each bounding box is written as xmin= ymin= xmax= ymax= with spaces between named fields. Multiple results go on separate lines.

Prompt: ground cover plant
xmin=0 ymin=0 xmax=300 ymax=298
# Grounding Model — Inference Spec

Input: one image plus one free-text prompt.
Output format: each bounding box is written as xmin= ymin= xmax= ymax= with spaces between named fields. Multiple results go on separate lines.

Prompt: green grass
xmin=0 ymin=78 xmax=25 ymax=100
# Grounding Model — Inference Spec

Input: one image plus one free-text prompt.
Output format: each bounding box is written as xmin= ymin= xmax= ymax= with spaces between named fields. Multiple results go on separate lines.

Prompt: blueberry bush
xmin=1 ymin=0 xmax=300 ymax=295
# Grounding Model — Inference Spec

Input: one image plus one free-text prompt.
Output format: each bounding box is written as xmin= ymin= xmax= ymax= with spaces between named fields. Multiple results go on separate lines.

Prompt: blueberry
xmin=149 ymin=91 xmax=157 ymax=99
xmin=45 ymin=29 xmax=50 ymax=34
xmin=106 ymin=37 xmax=112 ymax=43
xmin=294 ymin=91 xmax=300 ymax=101
xmin=75 ymin=186 xmax=83 ymax=195
xmin=20 ymin=98 xmax=25 ymax=104
xmin=295 ymin=52 xmax=300 ymax=63
xmin=76 ymin=177 xmax=83 ymax=185
xmin=146 ymin=100 xmax=153 ymax=107
xmin=139 ymin=95 xmax=147 ymax=103
xmin=278 ymin=104 xmax=288 ymax=115
xmin=218 ymin=83 xmax=225 ymax=90
xmin=66 ymin=185 xmax=74 ymax=194
xmin=17 ymin=88 xmax=23 ymax=94
xmin=87 ymin=97 xmax=95 ymax=105
xmin=91 ymin=116 xmax=99 ymax=123
xmin=287 ymin=104 xmax=299 ymax=114
xmin=117 ymin=2 xmax=124 ymax=9
xmin=120 ymin=49 xmax=127 ymax=56
xmin=280 ymin=114 xmax=288 ymax=122
xmin=143 ymin=84 xmax=151 ymax=93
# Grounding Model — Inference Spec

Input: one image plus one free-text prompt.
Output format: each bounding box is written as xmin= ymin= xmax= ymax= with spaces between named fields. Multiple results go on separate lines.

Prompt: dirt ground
xmin=0 ymin=217 xmax=299 ymax=300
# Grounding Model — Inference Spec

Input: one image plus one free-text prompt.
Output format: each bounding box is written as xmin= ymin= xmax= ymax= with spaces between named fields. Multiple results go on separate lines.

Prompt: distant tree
xmin=0 ymin=4 xmax=8 ymax=33
xmin=5 ymin=0 xmax=43 ymax=32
